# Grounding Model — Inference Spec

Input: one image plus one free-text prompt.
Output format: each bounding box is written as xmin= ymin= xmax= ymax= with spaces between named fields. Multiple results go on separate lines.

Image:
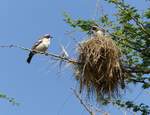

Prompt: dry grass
xmin=74 ymin=35 xmax=126 ymax=101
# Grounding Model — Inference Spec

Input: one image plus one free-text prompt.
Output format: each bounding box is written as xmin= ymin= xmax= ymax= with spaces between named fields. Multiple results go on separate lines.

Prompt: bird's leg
xmin=45 ymin=51 xmax=49 ymax=56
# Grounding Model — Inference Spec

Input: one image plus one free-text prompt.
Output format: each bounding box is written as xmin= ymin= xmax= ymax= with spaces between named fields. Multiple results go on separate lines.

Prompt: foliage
xmin=64 ymin=13 xmax=98 ymax=33
xmin=64 ymin=0 xmax=150 ymax=114
xmin=113 ymin=100 xmax=150 ymax=115
xmin=0 ymin=93 xmax=19 ymax=105
xmin=101 ymin=98 xmax=150 ymax=115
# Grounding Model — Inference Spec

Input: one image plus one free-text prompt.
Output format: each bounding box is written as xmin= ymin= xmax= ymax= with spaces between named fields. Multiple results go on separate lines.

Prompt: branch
xmin=0 ymin=44 xmax=79 ymax=64
xmin=115 ymin=2 xmax=150 ymax=37
xmin=125 ymin=68 xmax=150 ymax=74
xmin=130 ymin=79 xmax=146 ymax=84
xmin=1 ymin=44 xmax=149 ymax=74
xmin=0 ymin=93 xmax=19 ymax=106
xmin=108 ymin=32 xmax=150 ymax=57
xmin=72 ymin=89 xmax=109 ymax=115
xmin=72 ymin=89 xmax=95 ymax=115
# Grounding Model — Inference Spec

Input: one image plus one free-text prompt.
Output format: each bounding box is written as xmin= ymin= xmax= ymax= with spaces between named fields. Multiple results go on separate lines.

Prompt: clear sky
xmin=0 ymin=0 xmax=149 ymax=115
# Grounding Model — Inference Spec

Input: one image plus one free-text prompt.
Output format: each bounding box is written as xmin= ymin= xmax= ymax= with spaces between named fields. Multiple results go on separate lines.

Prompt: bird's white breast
xmin=42 ymin=38 xmax=50 ymax=47
xmin=35 ymin=38 xmax=50 ymax=52
xmin=96 ymin=30 xmax=104 ymax=37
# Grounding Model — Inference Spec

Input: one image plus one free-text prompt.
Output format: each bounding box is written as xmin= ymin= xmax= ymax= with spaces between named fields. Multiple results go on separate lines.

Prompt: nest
xmin=74 ymin=35 xmax=125 ymax=101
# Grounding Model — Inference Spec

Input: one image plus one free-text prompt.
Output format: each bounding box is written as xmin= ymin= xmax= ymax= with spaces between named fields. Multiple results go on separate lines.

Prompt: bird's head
xmin=43 ymin=34 xmax=53 ymax=39
xmin=90 ymin=25 xmax=105 ymax=36
xmin=91 ymin=25 xmax=100 ymax=32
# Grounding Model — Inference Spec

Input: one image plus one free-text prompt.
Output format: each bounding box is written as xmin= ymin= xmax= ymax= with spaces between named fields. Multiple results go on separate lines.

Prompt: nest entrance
xmin=74 ymin=35 xmax=125 ymax=101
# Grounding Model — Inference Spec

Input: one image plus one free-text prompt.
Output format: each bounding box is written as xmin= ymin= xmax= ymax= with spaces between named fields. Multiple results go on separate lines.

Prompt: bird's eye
xmin=92 ymin=26 xmax=97 ymax=30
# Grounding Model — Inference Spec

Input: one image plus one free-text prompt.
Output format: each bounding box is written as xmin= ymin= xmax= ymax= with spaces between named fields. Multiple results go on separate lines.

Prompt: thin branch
xmin=145 ymin=91 xmax=150 ymax=96
xmin=108 ymin=33 xmax=150 ymax=57
xmin=126 ymin=69 xmax=150 ymax=74
xmin=72 ymin=89 xmax=95 ymax=115
xmin=123 ymin=65 xmax=150 ymax=74
xmin=115 ymin=3 xmax=150 ymax=37
xmin=0 ymin=44 xmax=150 ymax=74
xmin=0 ymin=44 xmax=79 ymax=64
xmin=129 ymin=78 xmax=146 ymax=84
xmin=72 ymin=88 xmax=109 ymax=115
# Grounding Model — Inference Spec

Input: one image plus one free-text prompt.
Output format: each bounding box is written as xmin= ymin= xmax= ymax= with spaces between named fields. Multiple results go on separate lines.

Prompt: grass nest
xmin=74 ymin=35 xmax=126 ymax=101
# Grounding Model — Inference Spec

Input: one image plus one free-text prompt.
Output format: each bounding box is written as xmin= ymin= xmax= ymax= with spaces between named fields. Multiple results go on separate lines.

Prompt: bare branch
xmin=72 ymin=88 xmax=109 ymax=115
xmin=0 ymin=44 xmax=79 ymax=64
xmin=72 ymin=89 xmax=94 ymax=115
xmin=0 ymin=44 xmax=149 ymax=75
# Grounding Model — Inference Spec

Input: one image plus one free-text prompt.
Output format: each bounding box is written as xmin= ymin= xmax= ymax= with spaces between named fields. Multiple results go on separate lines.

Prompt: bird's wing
xmin=32 ymin=39 xmax=43 ymax=50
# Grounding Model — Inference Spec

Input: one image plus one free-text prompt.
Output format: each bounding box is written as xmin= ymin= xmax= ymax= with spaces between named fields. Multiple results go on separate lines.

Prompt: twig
xmin=72 ymin=88 xmax=109 ymax=115
xmin=145 ymin=91 xmax=150 ymax=96
xmin=72 ymin=89 xmax=95 ymax=115
xmin=129 ymin=78 xmax=146 ymax=84
xmin=0 ymin=44 xmax=149 ymax=74
xmin=124 ymin=66 xmax=150 ymax=74
xmin=0 ymin=44 xmax=79 ymax=64
xmin=108 ymin=33 xmax=150 ymax=57
xmin=115 ymin=3 xmax=150 ymax=37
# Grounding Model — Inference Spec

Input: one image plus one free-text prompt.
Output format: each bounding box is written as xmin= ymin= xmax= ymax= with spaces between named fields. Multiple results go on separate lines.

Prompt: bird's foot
xmin=45 ymin=52 xmax=49 ymax=56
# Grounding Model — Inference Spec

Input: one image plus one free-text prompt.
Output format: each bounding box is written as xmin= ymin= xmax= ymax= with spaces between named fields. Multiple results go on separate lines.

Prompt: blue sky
xmin=0 ymin=0 xmax=149 ymax=115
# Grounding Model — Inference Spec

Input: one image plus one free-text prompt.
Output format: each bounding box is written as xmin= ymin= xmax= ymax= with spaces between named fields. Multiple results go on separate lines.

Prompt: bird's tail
xmin=27 ymin=52 xmax=34 ymax=64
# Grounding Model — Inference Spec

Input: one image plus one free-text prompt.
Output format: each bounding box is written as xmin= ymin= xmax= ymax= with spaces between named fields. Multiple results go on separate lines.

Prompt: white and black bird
xmin=90 ymin=25 xmax=105 ymax=37
xmin=27 ymin=34 xmax=52 ymax=64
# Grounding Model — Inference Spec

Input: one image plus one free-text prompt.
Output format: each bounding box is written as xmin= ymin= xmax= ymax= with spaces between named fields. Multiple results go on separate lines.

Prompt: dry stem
xmin=0 ymin=44 xmax=78 ymax=64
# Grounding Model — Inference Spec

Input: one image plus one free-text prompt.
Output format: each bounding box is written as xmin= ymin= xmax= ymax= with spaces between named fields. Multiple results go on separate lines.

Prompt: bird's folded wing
xmin=32 ymin=39 xmax=43 ymax=50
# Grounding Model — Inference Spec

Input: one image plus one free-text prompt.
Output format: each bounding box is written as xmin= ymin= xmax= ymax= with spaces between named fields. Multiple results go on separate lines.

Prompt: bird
xmin=90 ymin=25 xmax=105 ymax=37
xmin=27 ymin=34 xmax=52 ymax=64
